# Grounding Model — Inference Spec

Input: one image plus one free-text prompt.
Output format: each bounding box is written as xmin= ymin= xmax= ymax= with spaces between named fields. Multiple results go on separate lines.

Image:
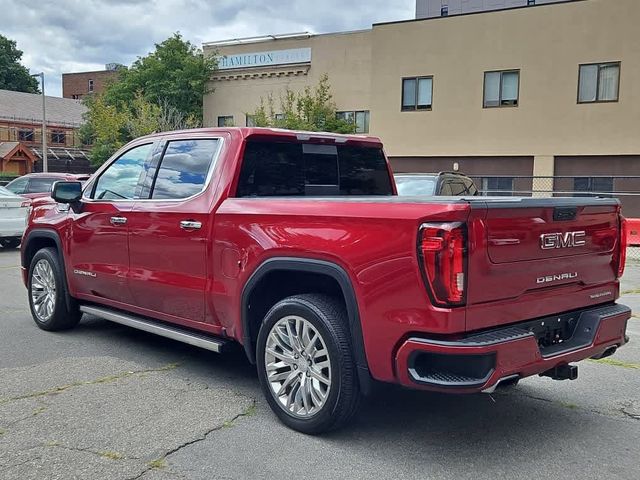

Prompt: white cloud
xmin=0 ymin=0 xmax=414 ymax=97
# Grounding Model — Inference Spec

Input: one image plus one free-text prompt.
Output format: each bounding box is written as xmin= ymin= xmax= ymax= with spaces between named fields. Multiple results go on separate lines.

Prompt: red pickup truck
xmin=21 ymin=128 xmax=631 ymax=434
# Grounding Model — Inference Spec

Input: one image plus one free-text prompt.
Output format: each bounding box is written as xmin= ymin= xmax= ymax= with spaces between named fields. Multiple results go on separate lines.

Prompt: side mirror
xmin=52 ymin=181 xmax=82 ymax=204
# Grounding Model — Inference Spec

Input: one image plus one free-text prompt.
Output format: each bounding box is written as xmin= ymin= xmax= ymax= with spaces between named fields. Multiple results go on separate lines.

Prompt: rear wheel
xmin=28 ymin=247 xmax=81 ymax=331
xmin=256 ymin=294 xmax=360 ymax=434
xmin=0 ymin=237 xmax=21 ymax=249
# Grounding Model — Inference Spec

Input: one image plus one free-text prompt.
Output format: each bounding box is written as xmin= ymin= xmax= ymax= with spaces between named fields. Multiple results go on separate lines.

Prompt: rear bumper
xmin=395 ymin=303 xmax=631 ymax=393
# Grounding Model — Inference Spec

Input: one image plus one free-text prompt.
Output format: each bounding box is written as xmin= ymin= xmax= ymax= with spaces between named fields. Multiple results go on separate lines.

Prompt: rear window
xmin=236 ymin=141 xmax=393 ymax=197
xmin=27 ymin=177 xmax=56 ymax=194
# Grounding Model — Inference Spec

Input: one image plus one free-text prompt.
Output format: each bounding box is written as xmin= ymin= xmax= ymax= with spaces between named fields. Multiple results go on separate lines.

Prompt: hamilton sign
xmin=218 ymin=47 xmax=312 ymax=70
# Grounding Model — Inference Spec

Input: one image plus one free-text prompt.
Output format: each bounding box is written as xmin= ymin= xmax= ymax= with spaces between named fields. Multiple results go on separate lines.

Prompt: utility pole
xmin=31 ymin=72 xmax=47 ymax=172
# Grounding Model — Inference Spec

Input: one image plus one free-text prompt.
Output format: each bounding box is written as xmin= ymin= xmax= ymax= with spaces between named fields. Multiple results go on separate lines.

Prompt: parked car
xmin=5 ymin=173 xmax=91 ymax=200
xmin=21 ymin=128 xmax=630 ymax=434
xmin=0 ymin=186 xmax=30 ymax=249
xmin=395 ymin=172 xmax=479 ymax=196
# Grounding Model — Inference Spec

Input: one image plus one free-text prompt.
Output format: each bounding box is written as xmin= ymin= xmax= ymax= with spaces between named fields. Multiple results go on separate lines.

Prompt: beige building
xmin=203 ymin=0 xmax=640 ymax=215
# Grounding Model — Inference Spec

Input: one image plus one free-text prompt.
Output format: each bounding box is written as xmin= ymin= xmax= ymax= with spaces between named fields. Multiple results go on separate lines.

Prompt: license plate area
xmin=519 ymin=312 xmax=581 ymax=351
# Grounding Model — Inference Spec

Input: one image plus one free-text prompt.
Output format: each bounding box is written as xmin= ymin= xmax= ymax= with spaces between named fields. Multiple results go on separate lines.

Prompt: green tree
xmin=104 ymin=33 xmax=216 ymax=120
xmin=0 ymin=35 xmax=40 ymax=93
xmin=82 ymin=32 xmax=214 ymax=165
xmin=249 ymin=74 xmax=355 ymax=134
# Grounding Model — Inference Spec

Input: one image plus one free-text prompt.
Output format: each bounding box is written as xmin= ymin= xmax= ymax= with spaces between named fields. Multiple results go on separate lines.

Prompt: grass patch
xmin=559 ymin=401 xmax=579 ymax=410
xmin=32 ymin=406 xmax=47 ymax=416
xmin=99 ymin=451 xmax=124 ymax=460
xmin=244 ymin=404 xmax=257 ymax=417
xmin=45 ymin=440 xmax=59 ymax=447
xmin=0 ymin=429 xmax=5 ymax=436
xmin=148 ymin=458 xmax=167 ymax=470
xmin=589 ymin=358 xmax=640 ymax=369
xmin=621 ymin=288 xmax=640 ymax=295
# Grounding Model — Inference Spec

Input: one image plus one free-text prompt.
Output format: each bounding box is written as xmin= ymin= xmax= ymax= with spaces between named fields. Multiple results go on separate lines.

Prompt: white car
xmin=0 ymin=185 xmax=30 ymax=249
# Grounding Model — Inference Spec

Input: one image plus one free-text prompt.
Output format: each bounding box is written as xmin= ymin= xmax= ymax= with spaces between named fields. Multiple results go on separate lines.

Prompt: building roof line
xmin=374 ymin=0 xmax=586 ymax=27
xmin=203 ymin=28 xmax=371 ymax=48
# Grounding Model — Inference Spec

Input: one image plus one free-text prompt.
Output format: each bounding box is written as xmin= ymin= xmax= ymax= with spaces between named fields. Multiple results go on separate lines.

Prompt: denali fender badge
xmin=73 ymin=269 xmax=96 ymax=278
xmin=590 ymin=291 xmax=612 ymax=299
xmin=540 ymin=231 xmax=586 ymax=250
xmin=537 ymin=272 xmax=578 ymax=284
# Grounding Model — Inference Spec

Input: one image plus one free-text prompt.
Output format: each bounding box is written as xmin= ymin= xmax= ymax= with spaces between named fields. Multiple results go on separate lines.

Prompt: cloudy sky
xmin=0 ymin=0 xmax=414 ymax=97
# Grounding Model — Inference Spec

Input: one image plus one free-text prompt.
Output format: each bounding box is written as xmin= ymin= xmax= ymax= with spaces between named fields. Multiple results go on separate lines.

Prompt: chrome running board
xmin=80 ymin=305 xmax=227 ymax=353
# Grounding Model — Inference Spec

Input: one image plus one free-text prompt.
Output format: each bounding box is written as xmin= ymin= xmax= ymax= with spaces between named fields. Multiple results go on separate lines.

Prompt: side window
xmin=151 ymin=139 xmax=220 ymax=200
xmin=463 ymin=178 xmax=479 ymax=196
xmin=92 ymin=144 xmax=152 ymax=200
xmin=449 ymin=180 xmax=468 ymax=196
xmin=27 ymin=177 xmax=56 ymax=194
xmin=6 ymin=176 xmax=29 ymax=194
xmin=439 ymin=180 xmax=453 ymax=196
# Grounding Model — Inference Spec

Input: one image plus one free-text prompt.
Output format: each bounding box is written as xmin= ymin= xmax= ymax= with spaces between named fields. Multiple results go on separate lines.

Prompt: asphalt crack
xmin=125 ymin=401 xmax=256 ymax=480
xmin=0 ymin=363 xmax=180 ymax=407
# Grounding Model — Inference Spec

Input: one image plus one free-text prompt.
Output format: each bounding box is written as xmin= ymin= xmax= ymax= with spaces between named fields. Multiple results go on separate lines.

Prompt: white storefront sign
xmin=218 ymin=47 xmax=312 ymax=70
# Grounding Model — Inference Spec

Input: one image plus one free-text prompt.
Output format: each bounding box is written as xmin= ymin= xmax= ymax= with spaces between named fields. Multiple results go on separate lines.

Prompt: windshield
xmin=395 ymin=176 xmax=437 ymax=195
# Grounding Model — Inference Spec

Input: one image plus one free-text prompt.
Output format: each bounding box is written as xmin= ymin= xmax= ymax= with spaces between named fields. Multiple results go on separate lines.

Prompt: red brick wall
xmin=62 ymin=70 xmax=120 ymax=99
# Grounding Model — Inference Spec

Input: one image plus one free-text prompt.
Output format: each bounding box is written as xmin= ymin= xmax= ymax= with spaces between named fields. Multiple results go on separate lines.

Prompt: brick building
xmin=62 ymin=63 xmax=123 ymax=100
xmin=0 ymin=89 xmax=92 ymax=176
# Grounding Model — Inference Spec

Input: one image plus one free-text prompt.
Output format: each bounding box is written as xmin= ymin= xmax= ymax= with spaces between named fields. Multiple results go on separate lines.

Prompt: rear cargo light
xmin=418 ymin=222 xmax=467 ymax=307
xmin=617 ymin=216 xmax=628 ymax=278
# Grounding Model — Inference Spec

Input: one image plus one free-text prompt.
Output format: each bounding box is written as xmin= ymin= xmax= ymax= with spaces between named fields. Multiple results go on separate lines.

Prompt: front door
xmin=67 ymin=143 xmax=153 ymax=305
xmin=127 ymin=137 xmax=222 ymax=326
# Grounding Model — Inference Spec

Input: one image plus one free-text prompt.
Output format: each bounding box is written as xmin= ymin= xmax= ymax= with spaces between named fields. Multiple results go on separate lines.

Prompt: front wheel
xmin=28 ymin=247 xmax=81 ymax=331
xmin=256 ymin=294 xmax=360 ymax=434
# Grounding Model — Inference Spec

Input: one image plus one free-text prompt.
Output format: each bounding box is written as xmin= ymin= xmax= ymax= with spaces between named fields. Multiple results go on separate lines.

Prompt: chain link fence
xmin=470 ymin=175 xmax=640 ymax=261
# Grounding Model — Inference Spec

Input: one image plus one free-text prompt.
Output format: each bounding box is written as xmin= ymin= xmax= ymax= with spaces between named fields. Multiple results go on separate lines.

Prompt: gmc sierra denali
xmin=21 ymin=127 xmax=631 ymax=434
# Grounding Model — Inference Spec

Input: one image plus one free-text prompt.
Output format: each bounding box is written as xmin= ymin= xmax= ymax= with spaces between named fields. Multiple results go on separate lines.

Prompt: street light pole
xmin=31 ymin=72 xmax=47 ymax=172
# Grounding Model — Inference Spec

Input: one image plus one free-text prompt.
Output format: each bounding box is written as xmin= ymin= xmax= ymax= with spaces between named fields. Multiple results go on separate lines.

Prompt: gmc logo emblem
xmin=540 ymin=231 xmax=586 ymax=250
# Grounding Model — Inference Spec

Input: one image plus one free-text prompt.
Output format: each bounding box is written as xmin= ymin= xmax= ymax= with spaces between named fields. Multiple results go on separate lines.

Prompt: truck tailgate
xmin=465 ymin=197 xmax=622 ymax=331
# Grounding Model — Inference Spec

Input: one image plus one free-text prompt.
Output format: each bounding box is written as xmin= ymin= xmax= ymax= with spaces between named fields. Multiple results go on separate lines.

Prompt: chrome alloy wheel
xmin=31 ymin=259 xmax=57 ymax=322
xmin=264 ymin=315 xmax=332 ymax=418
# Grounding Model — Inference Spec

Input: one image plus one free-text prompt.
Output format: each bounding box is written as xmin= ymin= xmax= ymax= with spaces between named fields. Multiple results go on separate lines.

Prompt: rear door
xmin=67 ymin=142 xmax=154 ymax=304
xmin=127 ymin=136 xmax=223 ymax=326
xmin=465 ymin=197 xmax=622 ymax=330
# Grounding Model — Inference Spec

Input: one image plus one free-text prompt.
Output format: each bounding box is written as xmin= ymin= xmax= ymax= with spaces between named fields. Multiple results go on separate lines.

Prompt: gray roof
xmin=0 ymin=89 xmax=87 ymax=127
xmin=0 ymin=142 xmax=19 ymax=158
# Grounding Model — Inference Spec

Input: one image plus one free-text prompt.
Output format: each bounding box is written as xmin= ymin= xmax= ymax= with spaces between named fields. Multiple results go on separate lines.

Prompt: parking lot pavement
xmin=1 ymin=248 xmax=638 ymax=480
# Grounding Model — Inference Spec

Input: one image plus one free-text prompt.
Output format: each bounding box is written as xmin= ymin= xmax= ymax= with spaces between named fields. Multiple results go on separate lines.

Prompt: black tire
xmin=27 ymin=247 xmax=82 ymax=331
xmin=0 ymin=237 xmax=21 ymax=249
xmin=256 ymin=294 xmax=360 ymax=434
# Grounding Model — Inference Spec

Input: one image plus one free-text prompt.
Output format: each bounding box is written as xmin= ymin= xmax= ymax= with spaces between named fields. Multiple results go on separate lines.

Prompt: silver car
xmin=0 ymin=186 xmax=30 ymax=249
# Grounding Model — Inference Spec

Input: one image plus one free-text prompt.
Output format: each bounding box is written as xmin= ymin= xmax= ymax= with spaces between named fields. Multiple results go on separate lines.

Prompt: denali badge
xmin=537 ymin=272 xmax=578 ymax=284
xmin=73 ymin=269 xmax=96 ymax=278
xmin=540 ymin=231 xmax=586 ymax=250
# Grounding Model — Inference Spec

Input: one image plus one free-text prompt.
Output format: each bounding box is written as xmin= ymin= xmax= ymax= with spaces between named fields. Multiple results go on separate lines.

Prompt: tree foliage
xmin=82 ymin=33 xmax=214 ymax=165
xmin=250 ymin=74 xmax=355 ymax=134
xmin=104 ymin=33 xmax=216 ymax=120
xmin=0 ymin=35 xmax=40 ymax=93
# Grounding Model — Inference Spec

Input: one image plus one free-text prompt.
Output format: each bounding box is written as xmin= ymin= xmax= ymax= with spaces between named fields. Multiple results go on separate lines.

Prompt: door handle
xmin=180 ymin=220 xmax=202 ymax=230
xmin=110 ymin=216 xmax=127 ymax=226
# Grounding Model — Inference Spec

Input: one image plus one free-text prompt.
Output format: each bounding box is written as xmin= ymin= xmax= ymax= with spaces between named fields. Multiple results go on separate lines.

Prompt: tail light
xmin=419 ymin=222 xmax=467 ymax=307
xmin=617 ymin=216 xmax=627 ymax=278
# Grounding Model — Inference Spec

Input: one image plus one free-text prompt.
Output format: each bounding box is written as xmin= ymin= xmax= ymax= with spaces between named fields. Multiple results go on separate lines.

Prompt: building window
xmin=71 ymin=94 xmax=80 ymax=100
xmin=527 ymin=0 xmax=535 ymax=5
xmin=246 ymin=114 xmax=256 ymax=127
xmin=51 ymin=131 xmax=66 ymax=144
xmin=88 ymin=79 xmax=94 ymax=92
xmin=482 ymin=177 xmax=514 ymax=196
xmin=578 ymin=62 xmax=620 ymax=103
xmin=484 ymin=70 xmax=519 ymax=108
xmin=336 ymin=110 xmax=370 ymax=133
xmin=573 ymin=177 xmax=613 ymax=197
xmin=217 ymin=116 xmax=234 ymax=127
xmin=402 ymin=77 xmax=433 ymax=111
xmin=18 ymin=129 xmax=34 ymax=142
xmin=274 ymin=113 xmax=285 ymax=122
xmin=441 ymin=5 xmax=448 ymax=16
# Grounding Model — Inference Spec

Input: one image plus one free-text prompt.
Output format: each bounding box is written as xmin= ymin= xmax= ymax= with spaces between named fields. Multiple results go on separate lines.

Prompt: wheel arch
xmin=22 ymin=229 xmax=74 ymax=310
xmin=241 ymin=257 xmax=373 ymax=393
